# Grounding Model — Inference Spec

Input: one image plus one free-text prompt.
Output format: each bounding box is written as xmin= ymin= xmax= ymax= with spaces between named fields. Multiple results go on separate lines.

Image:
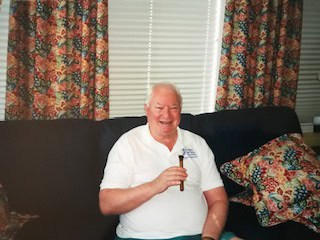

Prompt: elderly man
xmin=99 ymin=82 xmax=230 ymax=240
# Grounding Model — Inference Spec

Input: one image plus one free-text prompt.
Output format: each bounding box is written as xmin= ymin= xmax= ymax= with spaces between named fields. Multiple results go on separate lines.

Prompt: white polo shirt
xmin=100 ymin=124 xmax=223 ymax=239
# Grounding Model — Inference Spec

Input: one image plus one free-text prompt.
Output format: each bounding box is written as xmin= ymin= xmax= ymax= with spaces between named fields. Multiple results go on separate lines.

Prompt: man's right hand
xmin=99 ymin=166 xmax=187 ymax=215
xmin=151 ymin=166 xmax=187 ymax=193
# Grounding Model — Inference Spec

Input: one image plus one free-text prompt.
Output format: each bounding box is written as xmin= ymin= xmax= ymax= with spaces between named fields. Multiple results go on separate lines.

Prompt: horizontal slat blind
xmin=0 ymin=0 xmax=9 ymax=120
xmin=295 ymin=0 xmax=320 ymax=124
xmin=109 ymin=0 xmax=224 ymax=117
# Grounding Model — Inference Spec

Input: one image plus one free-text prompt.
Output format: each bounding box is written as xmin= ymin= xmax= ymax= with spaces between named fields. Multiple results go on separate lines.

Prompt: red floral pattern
xmin=220 ymin=133 xmax=320 ymax=233
xmin=5 ymin=0 xmax=109 ymax=120
xmin=216 ymin=0 xmax=303 ymax=110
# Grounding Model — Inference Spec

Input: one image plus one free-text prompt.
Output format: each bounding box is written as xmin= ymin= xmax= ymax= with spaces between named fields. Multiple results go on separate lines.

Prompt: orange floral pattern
xmin=216 ymin=0 xmax=303 ymax=110
xmin=5 ymin=0 xmax=109 ymax=120
xmin=220 ymin=133 xmax=320 ymax=233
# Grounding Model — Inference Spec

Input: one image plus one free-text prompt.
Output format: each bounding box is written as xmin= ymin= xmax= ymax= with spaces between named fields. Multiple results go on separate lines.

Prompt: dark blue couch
xmin=0 ymin=106 xmax=318 ymax=240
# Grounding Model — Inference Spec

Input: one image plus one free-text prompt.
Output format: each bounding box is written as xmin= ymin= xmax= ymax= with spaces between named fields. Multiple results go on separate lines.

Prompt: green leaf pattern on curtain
xmin=216 ymin=0 xmax=303 ymax=110
xmin=5 ymin=0 xmax=109 ymax=120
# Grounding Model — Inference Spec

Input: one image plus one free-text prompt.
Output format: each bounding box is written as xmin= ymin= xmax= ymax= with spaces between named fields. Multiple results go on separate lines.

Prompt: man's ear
xmin=144 ymin=104 xmax=148 ymax=113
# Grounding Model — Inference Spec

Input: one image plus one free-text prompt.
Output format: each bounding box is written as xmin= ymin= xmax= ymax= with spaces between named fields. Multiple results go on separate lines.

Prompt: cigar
xmin=179 ymin=155 xmax=184 ymax=191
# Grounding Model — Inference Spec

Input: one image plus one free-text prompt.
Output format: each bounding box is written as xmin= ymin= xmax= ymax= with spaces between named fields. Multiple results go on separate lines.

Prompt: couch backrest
xmin=0 ymin=119 xmax=101 ymax=217
xmin=189 ymin=107 xmax=302 ymax=195
xmin=97 ymin=106 xmax=302 ymax=196
xmin=0 ymin=106 xmax=301 ymax=217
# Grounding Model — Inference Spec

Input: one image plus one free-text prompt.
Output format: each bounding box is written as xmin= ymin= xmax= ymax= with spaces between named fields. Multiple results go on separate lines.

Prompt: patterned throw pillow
xmin=220 ymin=133 xmax=320 ymax=233
xmin=0 ymin=183 xmax=39 ymax=240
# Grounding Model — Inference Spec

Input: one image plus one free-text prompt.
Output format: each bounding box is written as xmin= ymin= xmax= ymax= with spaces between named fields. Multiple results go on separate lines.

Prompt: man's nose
xmin=162 ymin=107 xmax=171 ymax=117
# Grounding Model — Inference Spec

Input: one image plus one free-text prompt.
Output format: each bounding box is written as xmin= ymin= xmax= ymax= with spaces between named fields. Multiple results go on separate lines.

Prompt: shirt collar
xmin=143 ymin=123 xmax=184 ymax=153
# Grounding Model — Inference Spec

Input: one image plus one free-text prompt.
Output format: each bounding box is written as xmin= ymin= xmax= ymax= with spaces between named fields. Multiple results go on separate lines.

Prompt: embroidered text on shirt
xmin=182 ymin=148 xmax=197 ymax=158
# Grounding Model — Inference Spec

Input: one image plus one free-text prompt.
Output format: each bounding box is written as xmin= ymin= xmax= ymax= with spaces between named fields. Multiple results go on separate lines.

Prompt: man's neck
xmin=151 ymin=130 xmax=178 ymax=151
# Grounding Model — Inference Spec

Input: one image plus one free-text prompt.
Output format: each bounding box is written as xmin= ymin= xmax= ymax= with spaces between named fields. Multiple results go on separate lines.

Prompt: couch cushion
xmin=226 ymin=202 xmax=286 ymax=240
xmin=15 ymin=215 xmax=119 ymax=240
xmin=0 ymin=183 xmax=9 ymax=231
xmin=0 ymin=119 xmax=100 ymax=217
xmin=192 ymin=107 xmax=302 ymax=196
xmin=220 ymin=133 xmax=320 ymax=233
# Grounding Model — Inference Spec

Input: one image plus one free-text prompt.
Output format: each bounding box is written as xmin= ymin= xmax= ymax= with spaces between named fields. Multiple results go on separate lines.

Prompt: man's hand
xmin=151 ymin=166 xmax=187 ymax=193
xmin=99 ymin=166 xmax=187 ymax=215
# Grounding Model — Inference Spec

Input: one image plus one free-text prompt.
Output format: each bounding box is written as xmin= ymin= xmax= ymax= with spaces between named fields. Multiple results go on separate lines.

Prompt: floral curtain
xmin=216 ymin=0 xmax=303 ymax=110
xmin=5 ymin=0 xmax=109 ymax=120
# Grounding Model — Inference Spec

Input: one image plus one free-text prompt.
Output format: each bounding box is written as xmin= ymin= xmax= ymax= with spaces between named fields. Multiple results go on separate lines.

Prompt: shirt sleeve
xmin=100 ymin=135 xmax=134 ymax=190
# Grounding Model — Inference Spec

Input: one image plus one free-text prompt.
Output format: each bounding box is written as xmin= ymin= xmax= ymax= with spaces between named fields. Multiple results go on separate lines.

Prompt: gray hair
xmin=145 ymin=82 xmax=182 ymax=107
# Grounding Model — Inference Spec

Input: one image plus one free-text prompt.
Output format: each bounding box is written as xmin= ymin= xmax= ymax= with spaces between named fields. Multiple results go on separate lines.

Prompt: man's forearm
xmin=99 ymin=166 xmax=187 ymax=215
xmin=99 ymin=181 xmax=158 ymax=215
xmin=202 ymin=187 xmax=229 ymax=240
xmin=202 ymin=199 xmax=228 ymax=239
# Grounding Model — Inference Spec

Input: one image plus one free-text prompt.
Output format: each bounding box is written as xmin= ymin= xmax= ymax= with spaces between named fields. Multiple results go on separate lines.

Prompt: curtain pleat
xmin=5 ymin=0 xmax=109 ymax=120
xmin=215 ymin=0 xmax=303 ymax=110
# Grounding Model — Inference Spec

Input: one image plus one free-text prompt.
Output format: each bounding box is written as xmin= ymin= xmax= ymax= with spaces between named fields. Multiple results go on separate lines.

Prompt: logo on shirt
xmin=182 ymin=148 xmax=197 ymax=158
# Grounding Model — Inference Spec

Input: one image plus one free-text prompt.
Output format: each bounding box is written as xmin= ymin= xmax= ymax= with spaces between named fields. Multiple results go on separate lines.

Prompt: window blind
xmin=108 ymin=0 xmax=225 ymax=117
xmin=295 ymin=0 xmax=320 ymax=125
xmin=0 ymin=0 xmax=9 ymax=120
xmin=0 ymin=0 xmax=225 ymax=120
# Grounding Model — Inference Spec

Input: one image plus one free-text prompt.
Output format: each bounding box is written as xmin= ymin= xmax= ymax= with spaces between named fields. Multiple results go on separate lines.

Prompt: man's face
xmin=145 ymin=86 xmax=181 ymax=140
